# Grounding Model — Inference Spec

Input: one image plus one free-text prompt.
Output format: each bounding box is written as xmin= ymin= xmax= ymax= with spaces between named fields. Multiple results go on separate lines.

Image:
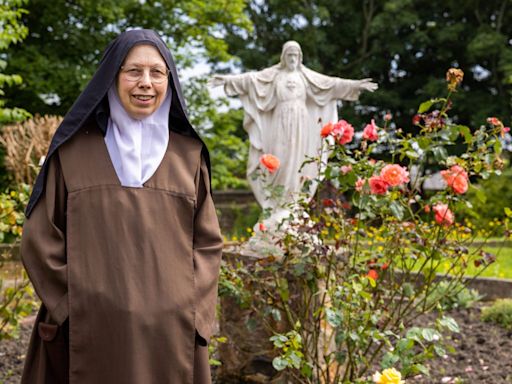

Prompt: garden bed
xmin=0 ymin=305 xmax=511 ymax=383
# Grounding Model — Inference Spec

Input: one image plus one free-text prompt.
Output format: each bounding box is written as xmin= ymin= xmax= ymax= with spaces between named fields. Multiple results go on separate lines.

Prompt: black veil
xmin=26 ymin=29 xmax=210 ymax=216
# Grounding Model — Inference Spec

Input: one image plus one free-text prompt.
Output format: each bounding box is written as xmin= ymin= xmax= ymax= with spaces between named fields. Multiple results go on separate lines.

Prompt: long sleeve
xmin=193 ymin=156 xmax=223 ymax=342
xmin=21 ymin=152 xmax=68 ymax=325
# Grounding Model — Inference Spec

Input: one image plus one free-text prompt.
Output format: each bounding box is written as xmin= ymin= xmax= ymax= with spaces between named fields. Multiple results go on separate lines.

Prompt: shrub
xmin=0 ymin=114 xmax=61 ymax=185
xmin=481 ymin=299 xmax=512 ymax=330
xmin=221 ymin=68 xmax=507 ymax=383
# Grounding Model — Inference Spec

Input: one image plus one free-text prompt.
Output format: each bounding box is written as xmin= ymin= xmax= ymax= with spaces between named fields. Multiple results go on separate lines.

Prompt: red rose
xmin=367 ymin=269 xmax=379 ymax=280
xmin=369 ymin=176 xmax=389 ymax=195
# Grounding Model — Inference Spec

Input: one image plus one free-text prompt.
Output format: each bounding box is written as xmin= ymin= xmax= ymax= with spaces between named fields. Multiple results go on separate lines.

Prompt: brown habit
xmin=20 ymin=123 xmax=223 ymax=383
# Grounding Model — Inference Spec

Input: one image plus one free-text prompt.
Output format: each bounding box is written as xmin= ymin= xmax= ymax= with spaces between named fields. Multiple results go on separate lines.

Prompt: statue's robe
xmin=20 ymin=124 xmax=222 ymax=384
xmin=224 ymin=64 xmax=363 ymax=209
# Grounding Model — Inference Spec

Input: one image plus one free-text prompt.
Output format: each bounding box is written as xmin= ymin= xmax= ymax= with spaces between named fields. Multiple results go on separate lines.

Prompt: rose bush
xmin=220 ymin=69 xmax=508 ymax=383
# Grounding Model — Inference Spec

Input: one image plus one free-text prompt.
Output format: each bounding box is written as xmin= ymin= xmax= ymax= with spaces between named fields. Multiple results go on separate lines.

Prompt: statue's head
xmin=280 ymin=41 xmax=302 ymax=71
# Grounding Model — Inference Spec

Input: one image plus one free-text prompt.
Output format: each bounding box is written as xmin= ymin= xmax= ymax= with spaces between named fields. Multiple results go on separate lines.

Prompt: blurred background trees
xmin=0 ymin=0 xmax=510 ymax=205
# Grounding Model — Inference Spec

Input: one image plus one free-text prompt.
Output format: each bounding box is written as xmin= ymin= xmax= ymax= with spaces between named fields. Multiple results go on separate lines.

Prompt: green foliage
xmin=4 ymin=0 xmax=252 ymax=116
xmin=183 ymin=76 xmax=249 ymax=190
xmin=481 ymin=298 xmax=512 ymax=330
xmin=0 ymin=0 xmax=30 ymax=123
xmin=426 ymin=281 xmax=482 ymax=311
xmin=464 ymin=167 xmax=512 ymax=227
xmin=223 ymin=0 xmax=511 ymax=133
xmin=0 ymin=262 xmax=36 ymax=340
xmin=0 ymin=185 xmax=29 ymax=244
xmin=208 ymin=334 xmax=228 ymax=367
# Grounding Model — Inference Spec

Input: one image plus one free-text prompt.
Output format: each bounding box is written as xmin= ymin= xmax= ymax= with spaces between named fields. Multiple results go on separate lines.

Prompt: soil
xmin=1 ymin=304 xmax=511 ymax=383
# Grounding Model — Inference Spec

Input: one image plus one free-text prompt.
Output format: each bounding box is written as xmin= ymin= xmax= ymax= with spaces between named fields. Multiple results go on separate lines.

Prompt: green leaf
xmin=414 ymin=363 xmax=430 ymax=375
xmin=421 ymin=328 xmax=441 ymax=342
xmin=418 ymin=98 xmax=446 ymax=113
xmin=494 ymin=140 xmax=502 ymax=155
xmin=504 ymin=207 xmax=512 ymax=217
xmin=389 ymin=201 xmax=405 ymax=220
xmin=438 ymin=316 xmax=460 ymax=333
xmin=325 ymin=308 xmax=343 ymax=327
xmin=458 ymin=125 xmax=473 ymax=143
xmin=432 ymin=146 xmax=448 ymax=162
xmin=272 ymin=357 xmax=288 ymax=371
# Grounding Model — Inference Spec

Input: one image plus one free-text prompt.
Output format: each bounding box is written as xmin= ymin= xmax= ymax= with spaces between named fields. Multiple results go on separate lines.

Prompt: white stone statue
xmin=211 ymin=41 xmax=377 ymax=216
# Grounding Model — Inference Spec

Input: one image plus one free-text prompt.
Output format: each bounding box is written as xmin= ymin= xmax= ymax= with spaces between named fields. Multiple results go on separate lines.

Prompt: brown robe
xmin=20 ymin=122 xmax=223 ymax=383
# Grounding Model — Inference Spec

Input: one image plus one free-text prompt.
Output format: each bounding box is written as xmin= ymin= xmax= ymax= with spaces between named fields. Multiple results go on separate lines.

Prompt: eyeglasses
xmin=120 ymin=66 xmax=169 ymax=84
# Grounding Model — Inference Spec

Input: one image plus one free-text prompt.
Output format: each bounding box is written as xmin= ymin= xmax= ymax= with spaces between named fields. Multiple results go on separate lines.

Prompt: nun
xmin=20 ymin=29 xmax=223 ymax=384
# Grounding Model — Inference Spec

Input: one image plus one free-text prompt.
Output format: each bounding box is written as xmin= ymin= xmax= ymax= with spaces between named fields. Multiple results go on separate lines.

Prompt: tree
xmin=221 ymin=0 xmax=512 ymax=131
xmin=4 ymin=0 xmax=251 ymax=116
xmin=0 ymin=0 xmax=30 ymax=123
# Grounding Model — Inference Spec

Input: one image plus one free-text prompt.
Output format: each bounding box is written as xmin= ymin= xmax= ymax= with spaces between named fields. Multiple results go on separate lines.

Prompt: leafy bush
xmin=481 ymin=298 xmax=512 ymax=330
xmin=427 ymin=281 xmax=482 ymax=311
xmin=463 ymin=166 xmax=512 ymax=230
xmin=0 ymin=263 xmax=36 ymax=340
xmin=221 ymin=68 xmax=507 ymax=383
xmin=0 ymin=184 xmax=29 ymax=244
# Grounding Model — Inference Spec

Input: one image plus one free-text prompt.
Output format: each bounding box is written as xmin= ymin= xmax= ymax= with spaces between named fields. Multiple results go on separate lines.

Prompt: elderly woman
xmin=20 ymin=29 xmax=223 ymax=384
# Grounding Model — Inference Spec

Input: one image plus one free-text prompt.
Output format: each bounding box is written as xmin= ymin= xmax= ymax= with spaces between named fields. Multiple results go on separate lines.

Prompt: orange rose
xmin=320 ymin=122 xmax=334 ymax=137
xmin=441 ymin=165 xmax=469 ymax=194
xmin=380 ymin=164 xmax=410 ymax=186
xmin=259 ymin=154 xmax=280 ymax=173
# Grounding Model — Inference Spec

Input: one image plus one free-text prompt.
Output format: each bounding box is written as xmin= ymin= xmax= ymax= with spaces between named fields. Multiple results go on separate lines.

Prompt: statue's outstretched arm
xmin=208 ymin=74 xmax=228 ymax=88
xmin=357 ymin=78 xmax=378 ymax=92
xmin=208 ymin=73 xmax=250 ymax=97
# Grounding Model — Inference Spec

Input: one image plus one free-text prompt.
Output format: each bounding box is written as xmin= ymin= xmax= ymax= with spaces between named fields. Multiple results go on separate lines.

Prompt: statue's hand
xmin=358 ymin=78 xmax=378 ymax=93
xmin=208 ymin=75 xmax=227 ymax=88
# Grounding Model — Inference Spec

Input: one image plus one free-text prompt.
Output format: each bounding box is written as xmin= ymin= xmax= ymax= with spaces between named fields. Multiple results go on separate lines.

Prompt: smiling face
xmin=116 ymin=44 xmax=169 ymax=120
xmin=284 ymin=47 xmax=300 ymax=71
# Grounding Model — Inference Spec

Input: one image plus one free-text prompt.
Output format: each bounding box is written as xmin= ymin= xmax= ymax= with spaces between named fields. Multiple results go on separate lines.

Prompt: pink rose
xmin=369 ymin=176 xmax=389 ymax=195
xmin=384 ymin=113 xmax=392 ymax=122
xmin=333 ymin=119 xmax=354 ymax=145
xmin=341 ymin=165 xmax=353 ymax=174
xmin=363 ymin=119 xmax=379 ymax=141
xmin=441 ymin=165 xmax=469 ymax=194
xmin=380 ymin=164 xmax=410 ymax=187
xmin=433 ymin=203 xmax=454 ymax=226
xmin=355 ymin=178 xmax=365 ymax=192
xmin=487 ymin=117 xmax=501 ymax=126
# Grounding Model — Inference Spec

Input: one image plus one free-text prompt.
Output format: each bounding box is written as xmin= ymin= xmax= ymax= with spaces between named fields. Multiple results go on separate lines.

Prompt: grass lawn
xmin=464 ymin=243 xmax=512 ymax=279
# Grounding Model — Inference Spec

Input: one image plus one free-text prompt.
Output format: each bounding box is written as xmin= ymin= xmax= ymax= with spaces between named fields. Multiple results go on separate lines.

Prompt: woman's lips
xmin=131 ymin=95 xmax=155 ymax=105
